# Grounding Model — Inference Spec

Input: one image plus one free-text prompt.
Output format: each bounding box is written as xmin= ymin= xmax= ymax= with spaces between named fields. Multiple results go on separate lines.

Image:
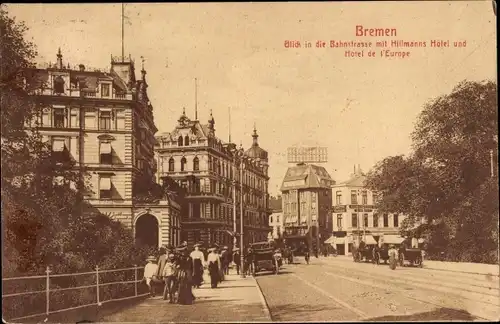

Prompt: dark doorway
xmin=135 ymin=214 xmax=159 ymax=249
xmin=337 ymin=244 xmax=345 ymax=255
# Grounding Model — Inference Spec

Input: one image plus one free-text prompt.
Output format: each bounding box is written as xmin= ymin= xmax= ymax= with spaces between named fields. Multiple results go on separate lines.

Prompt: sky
xmin=6 ymin=2 xmax=497 ymax=196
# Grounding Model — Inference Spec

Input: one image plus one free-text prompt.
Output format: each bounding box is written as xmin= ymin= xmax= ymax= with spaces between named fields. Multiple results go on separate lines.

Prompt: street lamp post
xmin=232 ymin=147 xmax=246 ymax=278
xmin=240 ymin=154 xmax=246 ymax=278
xmin=357 ymin=190 xmax=366 ymax=243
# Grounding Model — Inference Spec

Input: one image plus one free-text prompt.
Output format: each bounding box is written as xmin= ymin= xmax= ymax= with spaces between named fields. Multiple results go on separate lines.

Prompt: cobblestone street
xmin=255 ymin=256 xmax=499 ymax=322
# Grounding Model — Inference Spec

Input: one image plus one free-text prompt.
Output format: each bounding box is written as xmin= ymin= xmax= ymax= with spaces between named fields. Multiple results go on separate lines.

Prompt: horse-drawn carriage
xmin=249 ymin=241 xmax=282 ymax=275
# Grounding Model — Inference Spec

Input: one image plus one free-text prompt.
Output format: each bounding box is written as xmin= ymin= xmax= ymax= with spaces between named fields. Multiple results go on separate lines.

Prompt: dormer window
xmin=101 ymin=83 xmax=110 ymax=97
xmin=178 ymin=136 xmax=183 ymax=146
xmin=53 ymin=76 xmax=65 ymax=94
xmin=184 ymin=135 xmax=190 ymax=146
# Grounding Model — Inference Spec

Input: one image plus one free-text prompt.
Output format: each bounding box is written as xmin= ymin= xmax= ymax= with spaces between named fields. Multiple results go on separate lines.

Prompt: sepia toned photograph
xmin=1 ymin=1 xmax=498 ymax=323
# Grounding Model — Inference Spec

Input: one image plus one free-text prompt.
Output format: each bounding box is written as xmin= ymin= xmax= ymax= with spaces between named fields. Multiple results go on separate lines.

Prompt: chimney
xmin=79 ymin=64 xmax=85 ymax=72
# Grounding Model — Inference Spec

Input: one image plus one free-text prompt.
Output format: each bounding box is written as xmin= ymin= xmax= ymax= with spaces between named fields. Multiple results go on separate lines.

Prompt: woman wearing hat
xmin=143 ymin=256 xmax=159 ymax=297
xmin=176 ymin=246 xmax=195 ymax=304
xmin=207 ymin=247 xmax=221 ymax=288
xmin=190 ymin=243 xmax=205 ymax=288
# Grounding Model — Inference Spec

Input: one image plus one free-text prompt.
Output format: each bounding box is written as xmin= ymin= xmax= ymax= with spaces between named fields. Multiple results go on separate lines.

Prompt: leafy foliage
xmin=366 ymin=80 xmax=498 ymax=263
xmin=1 ymin=7 xmax=156 ymax=318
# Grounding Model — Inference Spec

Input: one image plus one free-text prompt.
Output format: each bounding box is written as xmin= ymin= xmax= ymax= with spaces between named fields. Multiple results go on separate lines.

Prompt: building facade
xmin=280 ymin=163 xmax=334 ymax=252
xmin=24 ymin=49 xmax=181 ymax=248
xmin=154 ymin=110 xmax=272 ymax=247
xmin=269 ymin=196 xmax=284 ymax=239
xmin=331 ymin=165 xmax=406 ymax=255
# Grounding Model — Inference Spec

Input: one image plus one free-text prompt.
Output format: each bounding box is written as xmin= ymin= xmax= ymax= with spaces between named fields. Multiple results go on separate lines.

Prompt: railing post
xmin=45 ymin=266 xmax=51 ymax=318
xmin=96 ymin=266 xmax=101 ymax=306
xmin=134 ymin=265 xmax=138 ymax=296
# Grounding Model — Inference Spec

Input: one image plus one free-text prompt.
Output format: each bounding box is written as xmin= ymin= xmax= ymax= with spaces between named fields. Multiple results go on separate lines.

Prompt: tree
xmin=1 ymin=7 xmax=150 ymax=277
xmin=366 ymin=80 xmax=498 ymax=263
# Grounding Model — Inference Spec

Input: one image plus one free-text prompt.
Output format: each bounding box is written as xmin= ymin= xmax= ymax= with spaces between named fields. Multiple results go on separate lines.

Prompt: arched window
xmin=53 ymin=76 xmax=65 ymax=94
xmin=193 ymin=156 xmax=199 ymax=171
xmin=181 ymin=157 xmax=187 ymax=171
xmin=168 ymin=158 xmax=175 ymax=171
xmin=178 ymin=136 xmax=183 ymax=146
xmin=184 ymin=135 xmax=190 ymax=146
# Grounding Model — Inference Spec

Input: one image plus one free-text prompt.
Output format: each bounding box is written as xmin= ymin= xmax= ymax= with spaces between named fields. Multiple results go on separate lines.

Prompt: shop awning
xmin=381 ymin=235 xmax=405 ymax=244
xmin=100 ymin=142 xmax=112 ymax=154
xmin=324 ymin=236 xmax=336 ymax=244
xmin=52 ymin=139 xmax=66 ymax=152
xmin=362 ymin=235 xmax=377 ymax=245
xmin=99 ymin=176 xmax=112 ymax=190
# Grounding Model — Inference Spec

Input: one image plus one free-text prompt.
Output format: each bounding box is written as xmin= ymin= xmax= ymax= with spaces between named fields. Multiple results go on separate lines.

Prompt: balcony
xmin=184 ymin=191 xmax=226 ymax=201
xmin=181 ymin=217 xmax=226 ymax=225
xmin=30 ymin=88 xmax=133 ymax=100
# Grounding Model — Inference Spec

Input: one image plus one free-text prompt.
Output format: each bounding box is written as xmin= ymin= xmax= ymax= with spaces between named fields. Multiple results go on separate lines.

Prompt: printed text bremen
xmin=356 ymin=25 xmax=397 ymax=37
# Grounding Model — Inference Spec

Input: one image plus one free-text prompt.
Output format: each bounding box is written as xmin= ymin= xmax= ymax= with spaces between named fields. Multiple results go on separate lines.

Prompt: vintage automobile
xmin=373 ymin=244 xmax=391 ymax=264
xmin=398 ymin=245 xmax=424 ymax=267
xmin=375 ymin=241 xmax=423 ymax=267
xmin=353 ymin=243 xmax=379 ymax=263
xmin=250 ymin=241 xmax=282 ymax=275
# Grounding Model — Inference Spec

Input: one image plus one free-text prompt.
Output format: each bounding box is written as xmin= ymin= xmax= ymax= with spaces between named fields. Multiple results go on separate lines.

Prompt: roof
xmin=245 ymin=145 xmax=268 ymax=160
xmin=338 ymin=173 xmax=367 ymax=187
xmin=280 ymin=163 xmax=335 ymax=190
xmin=245 ymin=127 xmax=268 ymax=160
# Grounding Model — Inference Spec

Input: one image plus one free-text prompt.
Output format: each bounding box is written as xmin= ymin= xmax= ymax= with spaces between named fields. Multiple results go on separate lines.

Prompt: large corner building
xmin=24 ymin=49 xmax=181 ymax=249
xmin=154 ymin=110 xmax=272 ymax=247
xmin=280 ymin=163 xmax=334 ymax=252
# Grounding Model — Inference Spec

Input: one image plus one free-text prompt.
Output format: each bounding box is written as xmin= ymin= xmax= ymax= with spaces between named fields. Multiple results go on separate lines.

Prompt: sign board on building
xmin=333 ymin=205 xmax=347 ymax=213
xmin=287 ymin=147 xmax=328 ymax=163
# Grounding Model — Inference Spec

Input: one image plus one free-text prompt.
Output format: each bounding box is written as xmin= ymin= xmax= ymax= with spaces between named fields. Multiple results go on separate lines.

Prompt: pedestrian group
xmin=142 ymin=242 xmax=244 ymax=304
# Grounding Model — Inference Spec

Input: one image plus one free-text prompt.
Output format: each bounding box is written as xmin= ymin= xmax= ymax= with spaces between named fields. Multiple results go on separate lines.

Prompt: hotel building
xmin=154 ymin=110 xmax=272 ymax=246
xmin=24 ymin=49 xmax=181 ymax=248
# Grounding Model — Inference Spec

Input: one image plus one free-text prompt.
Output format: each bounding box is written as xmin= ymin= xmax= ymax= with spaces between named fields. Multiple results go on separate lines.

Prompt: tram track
xmin=320 ymin=263 xmax=499 ymax=303
xmin=323 ymin=270 xmax=497 ymax=321
xmin=290 ymin=273 xmax=369 ymax=320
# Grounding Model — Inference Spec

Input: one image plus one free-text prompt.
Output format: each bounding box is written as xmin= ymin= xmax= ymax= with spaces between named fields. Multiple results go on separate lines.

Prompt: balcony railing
xmin=29 ymin=88 xmax=132 ymax=100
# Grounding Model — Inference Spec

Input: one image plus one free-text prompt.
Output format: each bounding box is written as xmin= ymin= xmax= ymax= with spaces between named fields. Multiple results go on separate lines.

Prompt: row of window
xmin=283 ymin=201 xmax=317 ymax=213
xmin=335 ymin=190 xmax=369 ymax=205
xmin=335 ymin=213 xmax=399 ymax=229
xmin=44 ymin=108 xmax=115 ymax=130
xmin=53 ymin=76 xmax=112 ymax=97
xmin=167 ymin=157 xmax=200 ymax=172
xmin=166 ymin=156 xmax=265 ymax=190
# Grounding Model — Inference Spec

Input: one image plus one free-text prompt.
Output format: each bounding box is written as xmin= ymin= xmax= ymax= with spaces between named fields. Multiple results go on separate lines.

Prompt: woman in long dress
xmin=176 ymin=247 xmax=195 ymax=305
xmin=207 ymin=247 xmax=220 ymax=288
xmin=190 ymin=244 xmax=205 ymax=288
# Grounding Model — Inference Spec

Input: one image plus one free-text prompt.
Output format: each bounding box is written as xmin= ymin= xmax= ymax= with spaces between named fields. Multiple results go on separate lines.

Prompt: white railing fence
xmin=2 ymin=265 xmax=149 ymax=322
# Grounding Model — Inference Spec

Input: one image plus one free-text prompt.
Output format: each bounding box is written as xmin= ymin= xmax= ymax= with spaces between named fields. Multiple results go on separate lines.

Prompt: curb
xmin=250 ymin=275 xmax=273 ymax=322
xmin=422 ymin=265 xmax=500 ymax=277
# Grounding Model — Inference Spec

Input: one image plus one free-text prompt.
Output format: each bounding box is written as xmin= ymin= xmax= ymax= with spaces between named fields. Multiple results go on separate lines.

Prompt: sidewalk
xmin=317 ymin=255 xmax=500 ymax=276
xmin=100 ymin=272 xmax=271 ymax=322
